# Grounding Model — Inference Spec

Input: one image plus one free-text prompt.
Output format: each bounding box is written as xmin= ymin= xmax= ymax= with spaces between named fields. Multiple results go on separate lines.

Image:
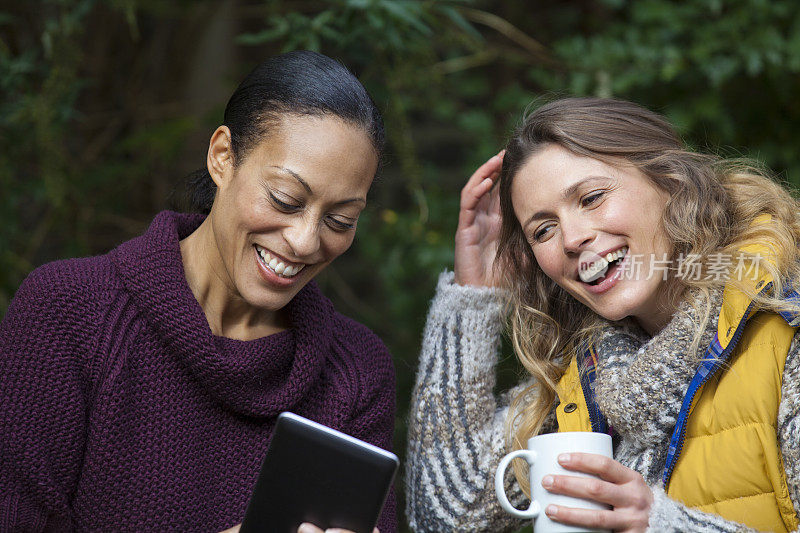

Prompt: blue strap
xmin=578 ymin=345 xmax=610 ymax=435
xmin=778 ymin=287 xmax=800 ymax=326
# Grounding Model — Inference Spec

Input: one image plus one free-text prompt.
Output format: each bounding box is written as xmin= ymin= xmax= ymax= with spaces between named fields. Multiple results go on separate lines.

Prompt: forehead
xmin=510 ymin=144 xmax=660 ymax=210
xmin=512 ymin=144 xmax=618 ymax=197
xmin=244 ymin=114 xmax=378 ymax=196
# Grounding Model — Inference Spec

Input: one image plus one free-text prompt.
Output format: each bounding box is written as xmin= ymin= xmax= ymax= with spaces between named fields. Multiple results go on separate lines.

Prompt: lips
xmin=254 ymin=245 xmax=305 ymax=278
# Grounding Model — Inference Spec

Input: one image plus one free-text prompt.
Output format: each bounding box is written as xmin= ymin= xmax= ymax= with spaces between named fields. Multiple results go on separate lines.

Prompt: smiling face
xmin=206 ymin=114 xmax=377 ymax=313
xmin=511 ymin=143 xmax=675 ymax=334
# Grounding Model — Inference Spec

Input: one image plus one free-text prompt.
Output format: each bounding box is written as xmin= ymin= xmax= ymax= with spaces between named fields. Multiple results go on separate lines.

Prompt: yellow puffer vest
xmin=555 ymin=269 xmax=799 ymax=531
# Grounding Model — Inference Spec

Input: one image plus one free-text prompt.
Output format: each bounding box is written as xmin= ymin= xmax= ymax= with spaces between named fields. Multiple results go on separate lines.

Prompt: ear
xmin=207 ymin=126 xmax=234 ymax=188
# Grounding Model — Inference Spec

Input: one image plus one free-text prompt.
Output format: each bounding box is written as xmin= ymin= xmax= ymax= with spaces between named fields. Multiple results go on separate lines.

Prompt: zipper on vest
xmin=662 ymin=284 xmax=767 ymax=487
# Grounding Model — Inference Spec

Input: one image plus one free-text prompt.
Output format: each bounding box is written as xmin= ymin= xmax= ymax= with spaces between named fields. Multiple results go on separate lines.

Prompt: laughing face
xmin=205 ymin=114 xmax=377 ymax=315
xmin=511 ymin=143 xmax=674 ymax=334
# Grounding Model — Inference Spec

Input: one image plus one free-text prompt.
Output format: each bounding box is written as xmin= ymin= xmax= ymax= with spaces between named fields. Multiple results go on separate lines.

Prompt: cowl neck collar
xmin=111 ymin=211 xmax=333 ymax=418
xmin=593 ymin=289 xmax=722 ymax=449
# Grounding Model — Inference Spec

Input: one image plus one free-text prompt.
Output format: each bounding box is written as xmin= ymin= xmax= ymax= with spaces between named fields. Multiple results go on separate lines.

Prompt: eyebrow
xmin=270 ymin=166 xmax=312 ymax=193
xmin=269 ymin=165 xmax=367 ymax=206
xmin=521 ymin=175 xmax=610 ymax=230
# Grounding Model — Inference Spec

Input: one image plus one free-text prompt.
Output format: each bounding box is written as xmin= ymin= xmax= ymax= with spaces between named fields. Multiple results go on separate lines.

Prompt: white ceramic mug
xmin=495 ymin=432 xmax=613 ymax=533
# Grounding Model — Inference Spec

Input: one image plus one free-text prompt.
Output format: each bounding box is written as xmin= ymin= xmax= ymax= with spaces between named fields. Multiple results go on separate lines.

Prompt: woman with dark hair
xmin=0 ymin=50 xmax=395 ymax=533
xmin=406 ymin=97 xmax=800 ymax=531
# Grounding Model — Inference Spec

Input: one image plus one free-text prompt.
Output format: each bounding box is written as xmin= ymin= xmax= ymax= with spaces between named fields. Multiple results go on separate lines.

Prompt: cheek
xmin=532 ymin=246 xmax=562 ymax=281
xmin=236 ymin=195 xmax=288 ymax=231
xmin=323 ymin=232 xmax=356 ymax=259
xmin=632 ymin=205 xmax=670 ymax=251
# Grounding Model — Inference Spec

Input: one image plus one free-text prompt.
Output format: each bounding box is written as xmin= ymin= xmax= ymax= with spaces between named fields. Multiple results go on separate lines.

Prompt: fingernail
xmin=546 ymin=504 xmax=558 ymax=517
xmin=558 ymin=453 xmax=571 ymax=463
xmin=298 ymin=524 xmax=314 ymax=533
xmin=541 ymin=475 xmax=554 ymax=488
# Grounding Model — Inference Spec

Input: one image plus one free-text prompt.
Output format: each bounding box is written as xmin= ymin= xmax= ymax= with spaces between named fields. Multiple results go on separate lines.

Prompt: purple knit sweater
xmin=0 ymin=211 xmax=396 ymax=533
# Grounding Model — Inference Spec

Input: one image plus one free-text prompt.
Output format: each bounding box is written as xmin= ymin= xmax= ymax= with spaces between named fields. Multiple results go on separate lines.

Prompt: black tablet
xmin=239 ymin=412 xmax=398 ymax=533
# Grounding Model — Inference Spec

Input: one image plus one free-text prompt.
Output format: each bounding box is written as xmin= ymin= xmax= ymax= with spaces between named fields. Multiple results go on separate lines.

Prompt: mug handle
xmin=494 ymin=449 xmax=541 ymax=519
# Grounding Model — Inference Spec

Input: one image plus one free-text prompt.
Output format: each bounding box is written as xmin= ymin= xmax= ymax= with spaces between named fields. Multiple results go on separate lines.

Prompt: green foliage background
xmin=3 ymin=1 xmax=800 ymax=531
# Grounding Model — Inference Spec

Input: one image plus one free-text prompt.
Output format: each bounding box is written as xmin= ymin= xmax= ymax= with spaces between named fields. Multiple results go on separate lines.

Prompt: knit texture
xmin=406 ymin=272 xmax=540 ymax=532
xmin=406 ymin=271 xmax=800 ymax=532
xmin=0 ymin=211 xmax=396 ymax=533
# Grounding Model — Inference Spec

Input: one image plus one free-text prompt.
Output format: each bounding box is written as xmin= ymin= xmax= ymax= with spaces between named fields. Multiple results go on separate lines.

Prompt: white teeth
xmin=604 ymin=247 xmax=628 ymax=263
xmin=580 ymin=258 xmax=609 ymax=283
xmin=255 ymin=245 xmax=304 ymax=278
xmin=578 ymin=247 xmax=628 ymax=283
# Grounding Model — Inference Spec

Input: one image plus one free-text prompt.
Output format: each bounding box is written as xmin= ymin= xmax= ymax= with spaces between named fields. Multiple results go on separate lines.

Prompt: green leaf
xmin=379 ymin=0 xmax=432 ymax=35
xmin=440 ymin=6 xmax=483 ymax=41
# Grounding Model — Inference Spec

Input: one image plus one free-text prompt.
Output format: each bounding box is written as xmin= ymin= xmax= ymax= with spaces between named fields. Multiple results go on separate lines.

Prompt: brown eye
xmin=532 ymin=224 xmax=554 ymax=242
xmin=581 ymin=191 xmax=603 ymax=207
xmin=326 ymin=216 xmax=355 ymax=232
xmin=269 ymin=193 xmax=300 ymax=212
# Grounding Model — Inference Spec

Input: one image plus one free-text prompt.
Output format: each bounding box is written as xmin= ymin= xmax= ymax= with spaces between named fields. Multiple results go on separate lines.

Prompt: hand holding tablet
xmin=296 ymin=523 xmax=379 ymax=533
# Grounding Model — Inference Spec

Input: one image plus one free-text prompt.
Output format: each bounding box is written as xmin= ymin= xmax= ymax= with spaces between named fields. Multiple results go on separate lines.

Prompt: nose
xmin=284 ymin=216 xmax=321 ymax=258
xmin=561 ymin=218 xmax=596 ymax=254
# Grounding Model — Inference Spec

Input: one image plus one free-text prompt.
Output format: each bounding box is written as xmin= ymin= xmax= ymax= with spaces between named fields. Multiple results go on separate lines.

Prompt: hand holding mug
xmin=496 ymin=432 xmax=651 ymax=533
xmin=541 ymin=451 xmax=653 ymax=533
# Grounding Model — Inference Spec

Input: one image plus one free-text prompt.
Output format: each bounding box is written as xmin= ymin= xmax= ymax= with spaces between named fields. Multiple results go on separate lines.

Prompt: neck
xmin=180 ymin=217 xmax=285 ymax=340
xmin=634 ymin=281 xmax=685 ymax=336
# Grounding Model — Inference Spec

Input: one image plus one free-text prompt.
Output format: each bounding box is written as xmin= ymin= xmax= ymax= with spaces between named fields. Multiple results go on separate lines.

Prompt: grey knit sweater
xmin=406 ymin=271 xmax=800 ymax=532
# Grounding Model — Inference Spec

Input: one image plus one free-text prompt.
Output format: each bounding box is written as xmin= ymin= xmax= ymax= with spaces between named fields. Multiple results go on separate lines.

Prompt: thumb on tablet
xmin=297 ymin=524 xmax=379 ymax=533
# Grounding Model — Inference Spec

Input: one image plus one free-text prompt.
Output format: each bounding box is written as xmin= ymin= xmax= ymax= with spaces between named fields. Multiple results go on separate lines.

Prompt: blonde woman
xmin=406 ymin=97 xmax=800 ymax=532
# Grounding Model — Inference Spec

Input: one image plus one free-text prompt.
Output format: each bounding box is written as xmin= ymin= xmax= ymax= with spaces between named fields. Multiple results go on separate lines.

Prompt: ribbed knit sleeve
xmin=335 ymin=315 xmax=397 ymax=533
xmin=647 ymin=487 xmax=758 ymax=533
xmin=0 ymin=261 xmax=107 ymax=532
xmin=405 ymin=271 xmax=531 ymax=532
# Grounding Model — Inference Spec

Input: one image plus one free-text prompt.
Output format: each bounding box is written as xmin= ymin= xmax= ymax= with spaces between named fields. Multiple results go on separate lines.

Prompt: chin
xmin=255 ymin=296 xmax=295 ymax=313
xmin=238 ymin=285 xmax=296 ymax=312
xmin=595 ymin=310 xmax=628 ymax=322
xmin=591 ymin=300 xmax=638 ymax=323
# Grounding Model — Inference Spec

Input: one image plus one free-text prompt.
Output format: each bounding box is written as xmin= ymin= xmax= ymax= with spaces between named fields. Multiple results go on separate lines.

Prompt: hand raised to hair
xmin=454 ymin=151 xmax=504 ymax=287
xmin=540 ymin=452 xmax=653 ymax=533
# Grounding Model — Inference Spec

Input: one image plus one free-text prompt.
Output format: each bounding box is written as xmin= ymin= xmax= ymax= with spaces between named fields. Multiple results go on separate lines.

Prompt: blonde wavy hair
xmin=496 ymin=97 xmax=800 ymax=495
